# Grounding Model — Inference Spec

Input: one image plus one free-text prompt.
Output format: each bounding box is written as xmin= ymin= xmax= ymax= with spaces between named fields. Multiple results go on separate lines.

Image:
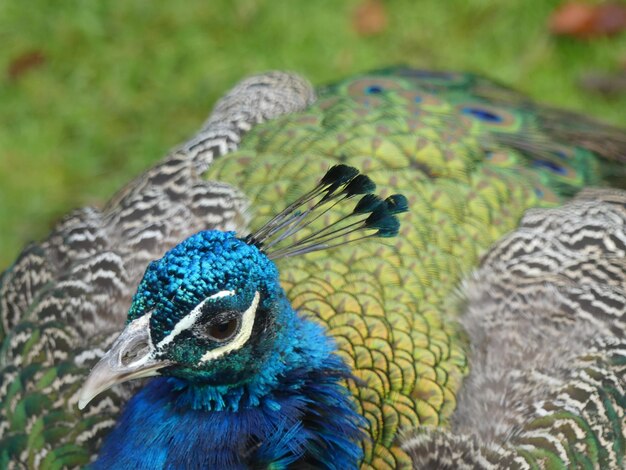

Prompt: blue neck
xmin=94 ymin=309 xmax=364 ymax=469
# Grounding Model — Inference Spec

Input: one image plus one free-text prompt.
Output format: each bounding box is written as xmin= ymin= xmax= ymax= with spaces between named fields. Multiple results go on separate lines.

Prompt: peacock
xmin=1 ymin=68 xmax=625 ymax=469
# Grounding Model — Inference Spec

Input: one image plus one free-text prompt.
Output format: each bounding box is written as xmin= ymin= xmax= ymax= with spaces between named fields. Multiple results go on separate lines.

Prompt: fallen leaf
xmin=353 ymin=0 xmax=388 ymax=36
xmin=7 ymin=50 xmax=46 ymax=81
xmin=550 ymin=2 xmax=626 ymax=38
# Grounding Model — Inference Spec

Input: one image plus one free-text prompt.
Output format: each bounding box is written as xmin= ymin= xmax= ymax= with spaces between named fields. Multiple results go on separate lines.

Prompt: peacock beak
xmin=78 ymin=314 xmax=171 ymax=410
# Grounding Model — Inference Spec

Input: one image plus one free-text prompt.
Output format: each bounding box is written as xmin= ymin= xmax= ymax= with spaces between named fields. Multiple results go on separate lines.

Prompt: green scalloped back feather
xmin=204 ymin=69 xmax=608 ymax=469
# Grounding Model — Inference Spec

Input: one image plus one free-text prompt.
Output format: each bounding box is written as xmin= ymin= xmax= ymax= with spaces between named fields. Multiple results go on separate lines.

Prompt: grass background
xmin=1 ymin=0 xmax=626 ymax=269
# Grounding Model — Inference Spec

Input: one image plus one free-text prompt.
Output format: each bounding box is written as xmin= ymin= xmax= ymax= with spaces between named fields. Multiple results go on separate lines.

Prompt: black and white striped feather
xmin=0 ymin=71 xmax=314 ymax=467
xmin=404 ymin=188 xmax=626 ymax=469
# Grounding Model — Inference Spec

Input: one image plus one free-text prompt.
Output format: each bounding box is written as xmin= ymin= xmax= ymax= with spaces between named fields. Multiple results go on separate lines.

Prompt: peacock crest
xmin=247 ymin=163 xmax=408 ymax=258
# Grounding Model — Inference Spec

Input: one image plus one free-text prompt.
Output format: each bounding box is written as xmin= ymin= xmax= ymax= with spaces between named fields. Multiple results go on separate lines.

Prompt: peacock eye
xmin=203 ymin=317 xmax=241 ymax=343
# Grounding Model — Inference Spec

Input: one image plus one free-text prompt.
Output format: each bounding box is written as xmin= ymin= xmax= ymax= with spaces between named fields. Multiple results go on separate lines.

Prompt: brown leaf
xmin=7 ymin=50 xmax=46 ymax=81
xmin=353 ymin=0 xmax=388 ymax=36
xmin=550 ymin=2 xmax=626 ymax=38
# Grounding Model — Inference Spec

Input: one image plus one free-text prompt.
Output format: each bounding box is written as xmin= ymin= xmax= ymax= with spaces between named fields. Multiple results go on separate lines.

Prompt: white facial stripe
xmin=156 ymin=290 xmax=235 ymax=350
xmin=198 ymin=291 xmax=260 ymax=364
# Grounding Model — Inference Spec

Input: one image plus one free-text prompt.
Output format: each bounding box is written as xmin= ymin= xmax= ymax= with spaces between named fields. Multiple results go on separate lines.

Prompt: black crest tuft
xmin=246 ymin=165 xmax=409 ymax=260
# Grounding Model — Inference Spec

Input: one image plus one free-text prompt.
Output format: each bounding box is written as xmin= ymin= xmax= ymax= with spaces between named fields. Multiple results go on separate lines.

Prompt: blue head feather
xmin=126 ymin=231 xmax=286 ymax=386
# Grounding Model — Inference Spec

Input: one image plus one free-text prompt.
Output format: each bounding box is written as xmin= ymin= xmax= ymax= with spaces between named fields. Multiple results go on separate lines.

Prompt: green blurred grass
xmin=1 ymin=0 xmax=626 ymax=269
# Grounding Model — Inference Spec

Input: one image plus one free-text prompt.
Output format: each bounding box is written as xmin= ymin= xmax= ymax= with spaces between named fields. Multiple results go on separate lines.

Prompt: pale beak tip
xmin=78 ymin=395 xmax=90 ymax=410
xmin=78 ymin=384 xmax=97 ymax=410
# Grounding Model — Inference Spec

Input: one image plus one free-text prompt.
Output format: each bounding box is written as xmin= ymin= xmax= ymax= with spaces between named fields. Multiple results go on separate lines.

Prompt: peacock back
xmin=204 ymin=68 xmax=625 ymax=468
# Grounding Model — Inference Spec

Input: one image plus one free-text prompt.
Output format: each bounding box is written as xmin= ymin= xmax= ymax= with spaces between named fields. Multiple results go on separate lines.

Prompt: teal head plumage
xmin=123 ymin=231 xmax=282 ymax=387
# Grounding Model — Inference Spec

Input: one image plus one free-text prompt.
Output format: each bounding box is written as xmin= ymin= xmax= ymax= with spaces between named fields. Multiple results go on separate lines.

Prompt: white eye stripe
xmin=198 ymin=291 xmax=260 ymax=364
xmin=156 ymin=290 xmax=235 ymax=350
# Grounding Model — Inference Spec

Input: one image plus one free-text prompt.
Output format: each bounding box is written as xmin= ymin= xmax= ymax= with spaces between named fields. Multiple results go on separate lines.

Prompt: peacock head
xmin=78 ymin=165 xmax=408 ymax=409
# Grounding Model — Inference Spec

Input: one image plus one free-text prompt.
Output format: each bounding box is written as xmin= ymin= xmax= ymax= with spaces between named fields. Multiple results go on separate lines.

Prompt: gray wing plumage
xmin=403 ymin=189 xmax=626 ymax=469
xmin=0 ymin=72 xmax=314 ymax=466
